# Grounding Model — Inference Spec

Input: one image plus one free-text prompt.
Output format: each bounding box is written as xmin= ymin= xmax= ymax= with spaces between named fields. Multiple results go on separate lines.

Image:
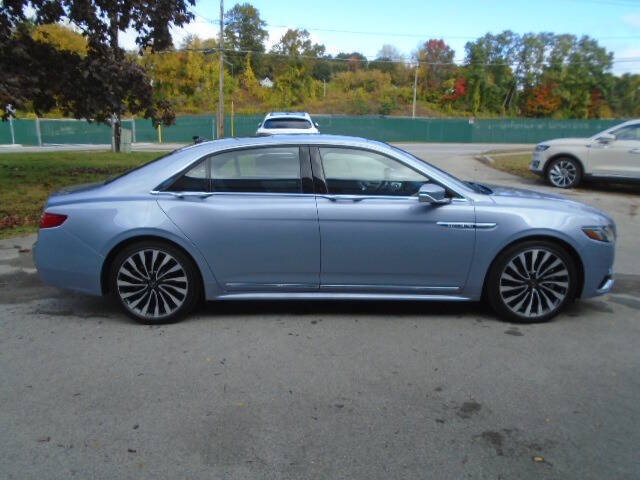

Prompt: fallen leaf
xmin=533 ymin=456 xmax=544 ymax=463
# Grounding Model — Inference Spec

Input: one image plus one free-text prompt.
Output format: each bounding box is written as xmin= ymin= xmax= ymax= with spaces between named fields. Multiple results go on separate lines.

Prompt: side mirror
xmin=314 ymin=122 xmax=319 ymax=128
xmin=418 ymin=183 xmax=450 ymax=204
xmin=597 ymin=133 xmax=615 ymax=143
xmin=258 ymin=122 xmax=263 ymax=127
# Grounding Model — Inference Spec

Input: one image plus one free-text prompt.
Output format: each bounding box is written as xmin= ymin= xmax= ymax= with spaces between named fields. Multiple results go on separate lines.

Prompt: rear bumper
xmin=34 ymin=227 xmax=104 ymax=296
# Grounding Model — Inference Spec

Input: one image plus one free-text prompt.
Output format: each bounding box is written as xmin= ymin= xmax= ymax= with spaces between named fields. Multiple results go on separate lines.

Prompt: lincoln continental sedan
xmin=34 ymin=135 xmax=616 ymax=324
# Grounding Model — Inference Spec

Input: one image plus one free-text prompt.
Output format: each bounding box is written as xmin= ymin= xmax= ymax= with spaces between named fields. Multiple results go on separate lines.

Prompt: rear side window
xmin=263 ymin=118 xmax=312 ymax=129
xmin=211 ymin=147 xmax=301 ymax=193
xmin=166 ymin=160 xmax=209 ymax=192
xmin=165 ymin=146 xmax=303 ymax=194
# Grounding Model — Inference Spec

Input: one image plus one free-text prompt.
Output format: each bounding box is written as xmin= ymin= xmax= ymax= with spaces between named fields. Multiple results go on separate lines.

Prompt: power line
xmin=171 ymin=46 xmax=640 ymax=67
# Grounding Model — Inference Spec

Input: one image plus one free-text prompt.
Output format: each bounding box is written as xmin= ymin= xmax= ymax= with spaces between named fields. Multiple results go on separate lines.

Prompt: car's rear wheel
xmin=110 ymin=241 xmax=200 ymax=324
xmin=546 ymin=157 xmax=582 ymax=188
xmin=486 ymin=240 xmax=578 ymax=323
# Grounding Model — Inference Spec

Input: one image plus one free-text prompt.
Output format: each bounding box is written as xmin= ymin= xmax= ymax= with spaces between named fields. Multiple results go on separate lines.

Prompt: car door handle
xmin=630 ymin=148 xmax=640 ymax=154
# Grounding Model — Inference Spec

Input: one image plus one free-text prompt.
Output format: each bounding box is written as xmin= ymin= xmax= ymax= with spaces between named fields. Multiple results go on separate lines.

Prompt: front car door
xmin=311 ymin=146 xmax=476 ymax=294
xmin=589 ymin=123 xmax=640 ymax=179
xmin=157 ymin=145 xmax=320 ymax=292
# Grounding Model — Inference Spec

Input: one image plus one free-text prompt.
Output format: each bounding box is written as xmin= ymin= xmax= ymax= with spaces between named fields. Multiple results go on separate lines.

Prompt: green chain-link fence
xmin=0 ymin=115 xmax=626 ymax=146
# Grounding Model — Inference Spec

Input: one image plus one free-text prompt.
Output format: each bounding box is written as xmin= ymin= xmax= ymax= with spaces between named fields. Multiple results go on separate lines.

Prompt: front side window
xmin=263 ymin=118 xmax=312 ymax=129
xmin=319 ymin=147 xmax=430 ymax=196
xmin=211 ymin=146 xmax=302 ymax=193
xmin=612 ymin=124 xmax=640 ymax=141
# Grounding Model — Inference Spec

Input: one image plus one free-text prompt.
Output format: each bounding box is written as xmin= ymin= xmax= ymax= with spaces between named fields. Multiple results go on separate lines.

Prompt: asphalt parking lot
xmin=1 ymin=144 xmax=639 ymax=479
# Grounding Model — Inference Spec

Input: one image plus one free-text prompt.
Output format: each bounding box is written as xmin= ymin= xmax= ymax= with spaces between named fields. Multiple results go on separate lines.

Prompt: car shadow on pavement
xmin=199 ymin=299 xmax=493 ymax=320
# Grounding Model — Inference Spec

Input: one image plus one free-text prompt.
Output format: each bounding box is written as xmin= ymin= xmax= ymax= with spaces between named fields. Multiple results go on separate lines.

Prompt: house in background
xmin=260 ymin=77 xmax=274 ymax=88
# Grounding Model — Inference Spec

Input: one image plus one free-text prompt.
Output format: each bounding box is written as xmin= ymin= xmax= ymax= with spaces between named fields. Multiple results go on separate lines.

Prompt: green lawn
xmin=486 ymin=153 xmax=539 ymax=180
xmin=0 ymin=151 xmax=164 ymax=238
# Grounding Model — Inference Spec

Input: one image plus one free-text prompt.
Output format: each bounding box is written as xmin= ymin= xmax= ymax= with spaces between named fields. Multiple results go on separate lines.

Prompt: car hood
xmin=542 ymin=137 xmax=591 ymax=147
xmin=485 ymin=184 xmax=614 ymax=222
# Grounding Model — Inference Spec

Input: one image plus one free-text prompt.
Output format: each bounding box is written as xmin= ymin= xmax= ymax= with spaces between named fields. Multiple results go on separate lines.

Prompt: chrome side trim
xmin=320 ymin=284 xmax=460 ymax=292
xmin=216 ymin=292 xmax=473 ymax=302
xmin=225 ymin=282 xmax=315 ymax=290
xmin=437 ymin=222 xmax=497 ymax=229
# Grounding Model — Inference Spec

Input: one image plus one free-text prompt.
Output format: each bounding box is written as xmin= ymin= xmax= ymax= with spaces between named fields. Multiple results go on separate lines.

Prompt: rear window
xmin=263 ymin=118 xmax=312 ymax=129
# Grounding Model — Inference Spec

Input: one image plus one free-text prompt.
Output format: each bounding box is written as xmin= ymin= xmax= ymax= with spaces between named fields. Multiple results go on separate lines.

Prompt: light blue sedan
xmin=34 ymin=135 xmax=616 ymax=324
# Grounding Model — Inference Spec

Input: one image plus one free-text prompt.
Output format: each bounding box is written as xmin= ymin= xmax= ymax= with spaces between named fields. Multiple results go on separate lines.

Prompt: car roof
xmin=190 ymin=134 xmax=381 ymax=151
xmin=265 ymin=111 xmax=311 ymax=119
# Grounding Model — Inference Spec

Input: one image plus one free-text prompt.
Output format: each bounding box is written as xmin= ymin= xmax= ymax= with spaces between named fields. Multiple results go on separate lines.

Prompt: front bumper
xmin=580 ymin=240 xmax=616 ymax=299
xmin=530 ymin=152 xmax=545 ymax=175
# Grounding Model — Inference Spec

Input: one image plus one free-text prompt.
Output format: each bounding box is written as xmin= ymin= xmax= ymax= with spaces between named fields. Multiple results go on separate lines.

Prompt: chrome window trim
xmin=155 ymin=142 xmax=475 ymax=201
xmin=150 ymin=190 xmax=471 ymax=202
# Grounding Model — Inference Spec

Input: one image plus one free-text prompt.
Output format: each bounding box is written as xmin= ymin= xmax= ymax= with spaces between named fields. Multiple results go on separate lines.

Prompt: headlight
xmin=582 ymin=225 xmax=616 ymax=243
xmin=535 ymin=144 xmax=550 ymax=152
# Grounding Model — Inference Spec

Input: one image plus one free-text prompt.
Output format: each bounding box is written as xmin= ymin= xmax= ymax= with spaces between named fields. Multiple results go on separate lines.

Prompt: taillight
xmin=39 ymin=212 xmax=67 ymax=229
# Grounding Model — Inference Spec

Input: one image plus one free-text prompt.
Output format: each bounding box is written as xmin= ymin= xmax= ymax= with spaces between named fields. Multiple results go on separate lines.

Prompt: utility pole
xmin=217 ymin=0 xmax=224 ymax=139
xmin=412 ymin=64 xmax=418 ymax=119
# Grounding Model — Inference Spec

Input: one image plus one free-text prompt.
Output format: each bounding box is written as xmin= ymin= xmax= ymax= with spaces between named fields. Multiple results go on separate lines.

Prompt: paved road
xmin=1 ymin=144 xmax=639 ymax=480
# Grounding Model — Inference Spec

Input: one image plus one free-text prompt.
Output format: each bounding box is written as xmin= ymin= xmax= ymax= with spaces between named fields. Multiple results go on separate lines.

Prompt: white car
xmin=256 ymin=112 xmax=319 ymax=136
xmin=530 ymin=119 xmax=640 ymax=188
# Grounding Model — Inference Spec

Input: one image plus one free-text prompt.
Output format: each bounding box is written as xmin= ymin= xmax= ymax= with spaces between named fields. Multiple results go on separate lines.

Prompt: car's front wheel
xmin=546 ymin=157 xmax=582 ymax=188
xmin=486 ymin=240 xmax=578 ymax=323
xmin=110 ymin=241 xmax=201 ymax=324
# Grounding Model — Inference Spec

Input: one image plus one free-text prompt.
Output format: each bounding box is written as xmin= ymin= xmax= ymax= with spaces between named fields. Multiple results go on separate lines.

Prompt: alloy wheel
xmin=498 ymin=248 xmax=570 ymax=319
xmin=116 ymin=249 xmax=189 ymax=320
xmin=548 ymin=160 xmax=577 ymax=188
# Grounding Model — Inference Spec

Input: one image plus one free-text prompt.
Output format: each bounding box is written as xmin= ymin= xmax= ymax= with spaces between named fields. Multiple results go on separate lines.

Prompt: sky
xmin=120 ymin=0 xmax=640 ymax=74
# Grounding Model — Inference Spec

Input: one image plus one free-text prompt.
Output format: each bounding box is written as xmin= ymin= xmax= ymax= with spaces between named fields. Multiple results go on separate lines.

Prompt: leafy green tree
xmin=1 ymin=0 xmax=194 ymax=150
xmin=224 ymin=3 xmax=267 ymax=75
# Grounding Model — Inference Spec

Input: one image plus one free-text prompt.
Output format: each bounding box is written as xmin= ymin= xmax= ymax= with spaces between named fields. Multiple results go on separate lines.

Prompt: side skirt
xmin=214 ymin=292 xmax=474 ymax=302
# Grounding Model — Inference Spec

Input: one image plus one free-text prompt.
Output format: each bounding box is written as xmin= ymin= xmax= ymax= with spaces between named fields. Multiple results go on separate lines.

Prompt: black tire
xmin=486 ymin=240 xmax=578 ymax=323
xmin=546 ymin=156 xmax=582 ymax=189
xmin=109 ymin=240 xmax=201 ymax=324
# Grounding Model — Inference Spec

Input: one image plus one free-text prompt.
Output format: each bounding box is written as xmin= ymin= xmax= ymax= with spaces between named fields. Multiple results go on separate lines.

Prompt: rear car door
xmin=589 ymin=124 xmax=640 ymax=178
xmin=157 ymin=145 xmax=320 ymax=292
xmin=311 ymin=146 xmax=476 ymax=293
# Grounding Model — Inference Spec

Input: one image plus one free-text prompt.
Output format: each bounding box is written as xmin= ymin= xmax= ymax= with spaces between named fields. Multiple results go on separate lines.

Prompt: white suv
xmin=256 ymin=112 xmax=319 ymax=136
xmin=530 ymin=119 xmax=640 ymax=188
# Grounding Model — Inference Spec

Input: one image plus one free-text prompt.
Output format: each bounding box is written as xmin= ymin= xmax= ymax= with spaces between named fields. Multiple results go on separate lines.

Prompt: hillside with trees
xmin=3 ymin=1 xmax=640 ymax=123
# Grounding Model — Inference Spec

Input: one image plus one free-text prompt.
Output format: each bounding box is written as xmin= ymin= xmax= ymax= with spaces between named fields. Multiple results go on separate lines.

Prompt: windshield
xmin=264 ymin=118 xmax=312 ymax=129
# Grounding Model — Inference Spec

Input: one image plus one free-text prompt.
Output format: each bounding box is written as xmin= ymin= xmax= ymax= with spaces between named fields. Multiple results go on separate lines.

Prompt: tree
xmin=32 ymin=23 xmax=87 ymax=54
xmin=415 ymin=39 xmax=456 ymax=103
xmin=224 ymin=3 xmax=267 ymax=75
xmin=334 ymin=52 xmax=367 ymax=72
xmin=0 ymin=0 xmax=194 ymax=151
xmin=522 ymin=82 xmax=561 ymax=117
xmin=271 ymin=29 xmax=325 ymax=58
